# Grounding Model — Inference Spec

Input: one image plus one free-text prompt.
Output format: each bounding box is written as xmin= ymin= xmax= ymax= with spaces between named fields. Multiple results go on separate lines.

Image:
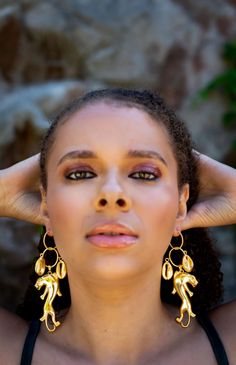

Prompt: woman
xmin=0 ymin=89 xmax=235 ymax=364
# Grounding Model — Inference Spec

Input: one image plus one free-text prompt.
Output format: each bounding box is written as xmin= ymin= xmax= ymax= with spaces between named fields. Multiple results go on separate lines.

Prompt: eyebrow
xmin=57 ymin=149 xmax=168 ymax=167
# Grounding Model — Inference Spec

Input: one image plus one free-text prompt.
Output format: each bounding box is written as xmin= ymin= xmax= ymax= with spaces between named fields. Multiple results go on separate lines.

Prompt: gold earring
xmin=162 ymin=232 xmax=198 ymax=328
xmin=34 ymin=232 xmax=67 ymax=332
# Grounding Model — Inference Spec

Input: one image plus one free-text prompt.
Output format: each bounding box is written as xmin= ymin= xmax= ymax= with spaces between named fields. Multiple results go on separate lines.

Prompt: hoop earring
xmin=161 ymin=232 xmax=198 ymax=328
xmin=34 ymin=232 xmax=67 ymax=332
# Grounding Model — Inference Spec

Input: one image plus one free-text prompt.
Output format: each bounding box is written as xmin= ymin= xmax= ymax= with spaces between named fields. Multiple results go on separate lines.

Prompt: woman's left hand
xmin=181 ymin=153 xmax=236 ymax=231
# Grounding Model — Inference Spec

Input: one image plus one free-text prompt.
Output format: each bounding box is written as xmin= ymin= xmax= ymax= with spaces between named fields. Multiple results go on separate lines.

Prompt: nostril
xmin=97 ymin=198 xmax=127 ymax=209
xmin=100 ymin=199 xmax=107 ymax=206
xmin=117 ymin=199 xmax=125 ymax=207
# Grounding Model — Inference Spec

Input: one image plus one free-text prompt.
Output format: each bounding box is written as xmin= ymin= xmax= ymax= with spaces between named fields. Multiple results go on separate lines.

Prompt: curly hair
xmin=17 ymin=89 xmax=223 ymax=321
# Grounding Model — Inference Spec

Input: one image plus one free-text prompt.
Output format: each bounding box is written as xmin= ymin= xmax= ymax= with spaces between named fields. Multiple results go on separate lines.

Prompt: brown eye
xmin=130 ymin=171 xmax=159 ymax=181
xmin=66 ymin=171 xmax=96 ymax=180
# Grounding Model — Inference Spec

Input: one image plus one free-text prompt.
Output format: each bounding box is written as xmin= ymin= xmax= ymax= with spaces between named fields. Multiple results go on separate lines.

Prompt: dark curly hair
xmin=17 ymin=88 xmax=223 ymax=321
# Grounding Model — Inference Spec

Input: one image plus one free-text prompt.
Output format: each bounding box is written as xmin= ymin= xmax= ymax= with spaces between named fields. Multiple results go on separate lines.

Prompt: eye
xmin=129 ymin=170 xmax=160 ymax=181
xmin=66 ymin=170 xmax=96 ymax=180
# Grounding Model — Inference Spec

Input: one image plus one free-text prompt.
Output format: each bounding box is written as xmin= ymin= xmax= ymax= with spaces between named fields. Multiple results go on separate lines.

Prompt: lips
xmin=86 ymin=223 xmax=138 ymax=237
xmin=86 ymin=223 xmax=138 ymax=248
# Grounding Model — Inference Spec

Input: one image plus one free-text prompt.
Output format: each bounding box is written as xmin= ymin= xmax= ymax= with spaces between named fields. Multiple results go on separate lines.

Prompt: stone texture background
xmin=0 ymin=0 xmax=235 ymax=311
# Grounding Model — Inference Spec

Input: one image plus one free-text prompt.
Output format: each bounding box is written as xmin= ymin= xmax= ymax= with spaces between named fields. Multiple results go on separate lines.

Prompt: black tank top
xmin=20 ymin=313 xmax=229 ymax=365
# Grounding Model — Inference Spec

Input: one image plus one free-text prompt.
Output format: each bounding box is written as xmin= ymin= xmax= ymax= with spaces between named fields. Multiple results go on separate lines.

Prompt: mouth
xmin=86 ymin=223 xmax=138 ymax=248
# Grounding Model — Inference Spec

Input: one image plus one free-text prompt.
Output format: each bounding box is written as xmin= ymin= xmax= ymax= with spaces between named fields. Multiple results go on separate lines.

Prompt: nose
xmin=94 ymin=172 xmax=132 ymax=212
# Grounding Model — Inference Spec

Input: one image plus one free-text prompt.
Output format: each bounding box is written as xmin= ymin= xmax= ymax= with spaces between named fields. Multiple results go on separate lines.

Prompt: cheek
xmin=46 ymin=183 xmax=92 ymax=238
xmin=149 ymin=191 xmax=177 ymax=228
xmin=138 ymin=183 xmax=179 ymax=252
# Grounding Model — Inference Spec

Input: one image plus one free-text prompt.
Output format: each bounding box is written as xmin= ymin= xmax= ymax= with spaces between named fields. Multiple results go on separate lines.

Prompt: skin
xmin=40 ymin=102 xmax=189 ymax=363
xmin=1 ymin=152 xmax=236 ymax=230
xmin=0 ymin=102 xmax=235 ymax=364
xmin=181 ymin=152 xmax=236 ymax=230
xmin=0 ymin=154 xmax=41 ymax=223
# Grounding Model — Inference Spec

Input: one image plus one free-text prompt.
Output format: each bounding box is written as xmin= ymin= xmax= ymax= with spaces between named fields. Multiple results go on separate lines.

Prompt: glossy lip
xmin=86 ymin=222 xmax=138 ymax=237
xmin=85 ymin=222 xmax=139 ymax=248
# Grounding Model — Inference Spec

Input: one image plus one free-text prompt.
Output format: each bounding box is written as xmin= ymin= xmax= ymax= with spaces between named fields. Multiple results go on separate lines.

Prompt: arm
xmin=0 ymin=154 xmax=43 ymax=225
xmin=0 ymin=152 xmax=235 ymax=227
xmin=181 ymin=153 xmax=236 ymax=230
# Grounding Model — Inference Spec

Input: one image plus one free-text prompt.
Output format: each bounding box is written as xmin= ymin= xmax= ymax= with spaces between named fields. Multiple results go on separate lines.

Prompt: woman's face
xmin=41 ymin=102 xmax=189 ymax=285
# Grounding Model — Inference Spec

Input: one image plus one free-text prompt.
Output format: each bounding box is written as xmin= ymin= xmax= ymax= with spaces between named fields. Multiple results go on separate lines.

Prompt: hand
xmin=181 ymin=153 xmax=236 ymax=230
xmin=0 ymin=154 xmax=43 ymax=225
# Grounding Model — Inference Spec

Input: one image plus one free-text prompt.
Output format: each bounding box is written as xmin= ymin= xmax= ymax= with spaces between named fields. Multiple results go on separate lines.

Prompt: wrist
xmin=0 ymin=169 xmax=7 ymax=217
xmin=0 ymin=167 xmax=19 ymax=218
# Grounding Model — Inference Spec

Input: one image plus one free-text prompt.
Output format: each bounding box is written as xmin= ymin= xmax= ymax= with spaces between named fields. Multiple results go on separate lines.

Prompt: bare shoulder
xmin=0 ymin=307 xmax=28 ymax=363
xmin=210 ymin=300 xmax=236 ymax=363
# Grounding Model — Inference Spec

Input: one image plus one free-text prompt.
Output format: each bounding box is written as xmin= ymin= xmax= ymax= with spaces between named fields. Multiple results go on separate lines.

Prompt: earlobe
xmin=40 ymin=186 xmax=53 ymax=235
xmin=174 ymin=184 xmax=189 ymax=236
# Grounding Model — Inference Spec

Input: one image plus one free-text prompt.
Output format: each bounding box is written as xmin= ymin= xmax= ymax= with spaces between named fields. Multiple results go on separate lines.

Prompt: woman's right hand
xmin=1 ymin=152 xmax=236 ymax=228
xmin=0 ymin=154 xmax=43 ymax=225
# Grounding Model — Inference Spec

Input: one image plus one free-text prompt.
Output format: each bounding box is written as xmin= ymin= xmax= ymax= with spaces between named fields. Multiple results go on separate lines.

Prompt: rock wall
xmin=0 ymin=0 xmax=235 ymax=310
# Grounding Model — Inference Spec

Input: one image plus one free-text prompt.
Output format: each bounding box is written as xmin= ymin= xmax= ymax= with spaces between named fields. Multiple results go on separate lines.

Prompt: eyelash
xmin=65 ymin=169 xmax=160 ymax=181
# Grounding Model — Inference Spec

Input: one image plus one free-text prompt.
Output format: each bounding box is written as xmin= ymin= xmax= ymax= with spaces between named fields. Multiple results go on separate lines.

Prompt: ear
xmin=40 ymin=186 xmax=53 ymax=236
xmin=173 ymin=183 xmax=189 ymax=236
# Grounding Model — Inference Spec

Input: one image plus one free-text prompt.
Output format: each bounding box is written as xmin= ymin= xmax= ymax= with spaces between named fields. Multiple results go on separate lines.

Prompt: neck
xmin=56 ymin=269 xmax=176 ymax=365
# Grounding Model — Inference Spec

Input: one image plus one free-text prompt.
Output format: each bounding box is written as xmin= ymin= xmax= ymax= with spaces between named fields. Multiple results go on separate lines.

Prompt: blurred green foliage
xmin=199 ymin=40 xmax=236 ymax=167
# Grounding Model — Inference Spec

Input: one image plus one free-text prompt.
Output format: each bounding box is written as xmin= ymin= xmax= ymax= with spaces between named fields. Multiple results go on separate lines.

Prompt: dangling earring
xmin=34 ymin=232 xmax=67 ymax=332
xmin=162 ymin=232 xmax=198 ymax=328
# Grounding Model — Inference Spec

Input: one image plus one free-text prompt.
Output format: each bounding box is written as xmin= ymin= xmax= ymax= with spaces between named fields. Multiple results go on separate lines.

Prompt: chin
xmin=82 ymin=256 xmax=142 ymax=284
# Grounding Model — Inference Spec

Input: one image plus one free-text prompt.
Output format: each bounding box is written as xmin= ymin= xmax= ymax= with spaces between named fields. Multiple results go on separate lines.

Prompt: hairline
xmin=40 ymin=94 xmax=185 ymax=191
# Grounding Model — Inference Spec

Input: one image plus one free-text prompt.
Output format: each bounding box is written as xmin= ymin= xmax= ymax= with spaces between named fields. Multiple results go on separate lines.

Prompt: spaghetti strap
xmin=20 ymin=319 xmax=41 ymax=365
xmin=20 ymin=313 xmax=229 ymax=365
xmin=197 ymin=312 xmax=229 ymax=365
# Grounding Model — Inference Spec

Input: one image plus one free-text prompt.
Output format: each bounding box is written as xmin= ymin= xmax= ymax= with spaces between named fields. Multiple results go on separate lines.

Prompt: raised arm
xmin=0 ymin=152 xmax=236 ymax=228
xmin=181 ymin=153 xmax=236 ymax=230
xmin=0 ymin=154 xmax=43 ymax=225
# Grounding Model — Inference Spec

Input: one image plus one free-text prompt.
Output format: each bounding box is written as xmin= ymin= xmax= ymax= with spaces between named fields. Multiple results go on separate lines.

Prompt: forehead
xmin=50 ymin=102 xmax=176 ymax=165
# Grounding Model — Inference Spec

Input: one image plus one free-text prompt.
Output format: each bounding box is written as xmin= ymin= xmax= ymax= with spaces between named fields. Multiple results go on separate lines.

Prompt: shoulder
xmin=209 ymin=300 xmax=236 ymax=363
xmin=0 ymin=307 xmax=28 ymax=362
